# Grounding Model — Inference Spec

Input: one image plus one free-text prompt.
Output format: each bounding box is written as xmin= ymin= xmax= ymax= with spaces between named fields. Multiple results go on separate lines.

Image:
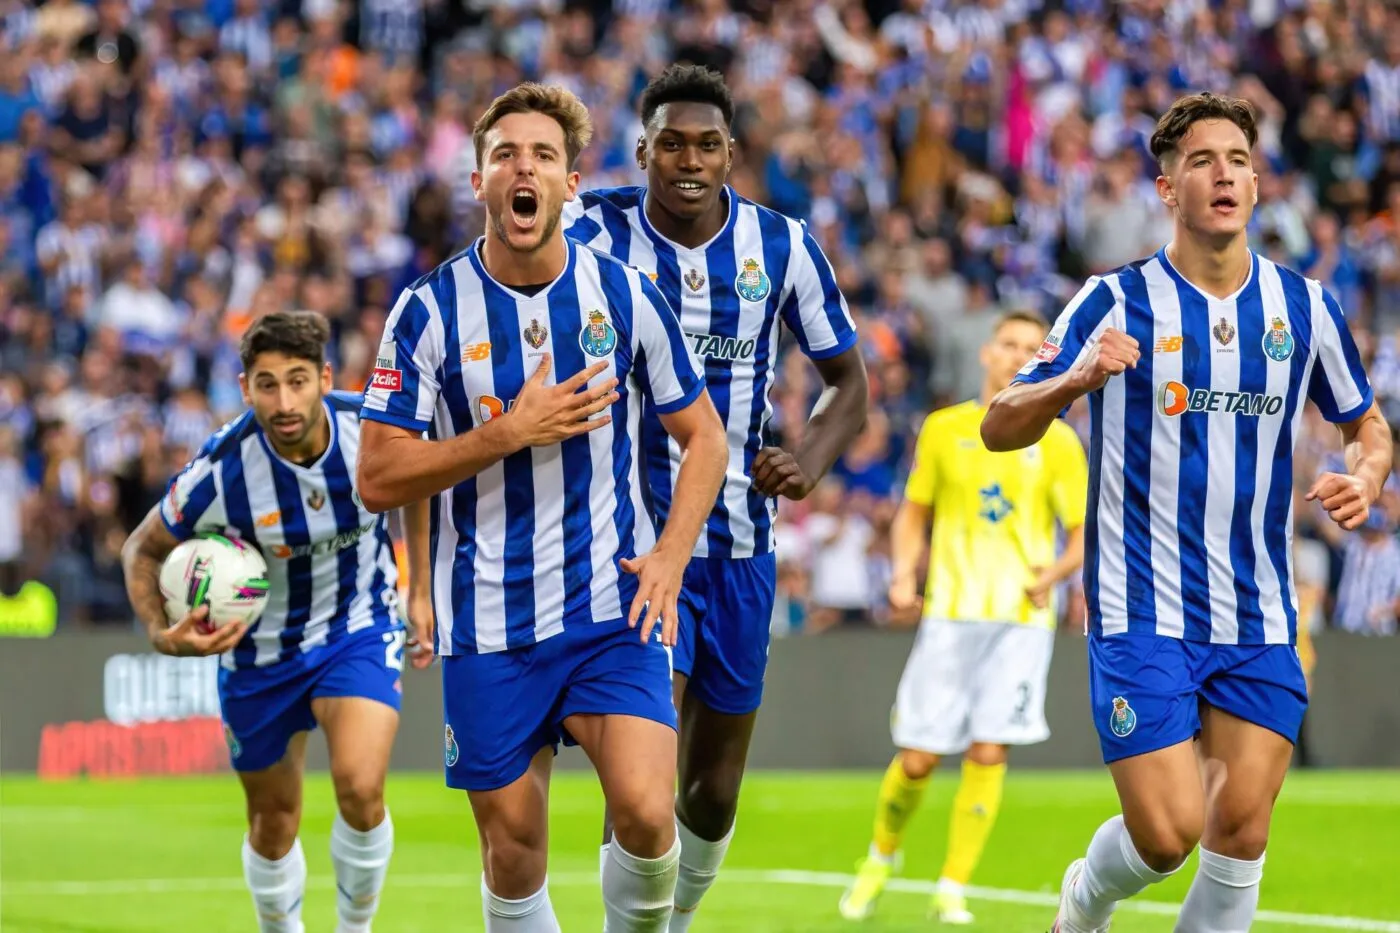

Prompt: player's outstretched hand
xmin=751 ymin=447 xmax=815 ymax=499
xmin=507 ymin=355 xmax=620 ymax=447
xmin=1024 ymin=565 xmax=1054 ymax=610
xmin=152 ymin=606 xmax=247 ymax=657
xmin=406 ymin=590 xmax=436 ymax=669
xmin=1069 ymin=328 xmax=1140 ymax=392
xmin=620 ymin=546 xmax=686 ymax=648
xmin=1306 ymin=471 xmax=1376 ymax=531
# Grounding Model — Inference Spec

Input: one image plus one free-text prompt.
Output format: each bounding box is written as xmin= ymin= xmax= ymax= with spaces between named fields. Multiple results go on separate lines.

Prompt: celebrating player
xmin=981 ymin=92 xmax=1393 ymax=933
xmin=121 ymin=311 xmax=432 ymax=933
xmin=839 ymin=311 xmax=1086 ymax=925
xmin=564 ymin=64 xmax=867 ymax=928
xmin=356 ymin=83 xmax=728 ymax=932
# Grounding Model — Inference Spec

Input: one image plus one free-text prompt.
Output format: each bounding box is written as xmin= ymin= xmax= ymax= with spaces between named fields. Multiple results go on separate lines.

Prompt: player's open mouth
xmin=1211 ymin=194 xmax=1238 ymax=213
xmin=511 ymin=188 xmax=539 ymax=229
xmin=271 ymin=418 xmax=302 ymax=435
xmin=672 ymin=180 xmax=708 ymax=201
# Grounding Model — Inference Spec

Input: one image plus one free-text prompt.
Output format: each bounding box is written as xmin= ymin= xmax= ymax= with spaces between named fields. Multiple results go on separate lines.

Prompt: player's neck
xmin=1165 ymin=232 xmax=1252 ymax=300
xmin=269 ymin=414 xmax=330 ymax=466
xmin=644 ymin=187 xmax=728 ymax=249
xmin=479 ymin=229 xmax=568 ymax=287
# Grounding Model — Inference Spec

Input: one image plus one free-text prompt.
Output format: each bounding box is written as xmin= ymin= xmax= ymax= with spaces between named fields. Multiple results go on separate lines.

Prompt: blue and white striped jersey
xmin=160 ymin=392 xmax=402 ymax=672
xmin=1015 ymin=249 xmax=1373 ymax=646
xmin=360 ymin=238 xmax=706 ymax=656
xmin=563 ymin=185 xmax=858 ymax=559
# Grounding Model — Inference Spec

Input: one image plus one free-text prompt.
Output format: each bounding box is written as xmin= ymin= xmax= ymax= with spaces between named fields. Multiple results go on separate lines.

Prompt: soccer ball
xmin=159 ymin=533 xmax=270 ymax=631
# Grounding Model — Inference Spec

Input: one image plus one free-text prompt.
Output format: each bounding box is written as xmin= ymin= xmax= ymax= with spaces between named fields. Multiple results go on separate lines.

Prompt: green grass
xmin=3 ymin=770 xmax=1399 ymax=931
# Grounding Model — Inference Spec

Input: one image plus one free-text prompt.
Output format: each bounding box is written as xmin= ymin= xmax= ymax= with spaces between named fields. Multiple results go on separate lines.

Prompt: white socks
xmin=481 ymin=876 xmax=561 ymax=931
xmin=1174 ymin=849 xmax=1265 ymax=933
xmin=330 ymin=810 xmax=394 ymax=933
xmin=602 ymin=836 xmax=681 ymax=932
xmin=1070 ymin=816 xmax=1178 ymax=930
xmin=242 ymin=836 xmax=307 ymax=933
xmin=669 ymin=819 xmax=734 ymax=932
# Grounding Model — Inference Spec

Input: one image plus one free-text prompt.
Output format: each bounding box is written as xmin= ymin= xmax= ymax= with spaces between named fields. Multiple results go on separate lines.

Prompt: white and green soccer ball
xmin=159 ymin=533 xmax=270 ymax=632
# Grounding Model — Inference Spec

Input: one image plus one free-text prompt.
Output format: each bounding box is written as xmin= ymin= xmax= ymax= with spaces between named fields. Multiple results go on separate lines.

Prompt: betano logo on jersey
xmin=266 ymin=521 xmax=376 ymax=560
xmin=1156 ymin=381 xmax=1284 ymax=417
xmin=687 ymin=331 xmax=756 ymax=362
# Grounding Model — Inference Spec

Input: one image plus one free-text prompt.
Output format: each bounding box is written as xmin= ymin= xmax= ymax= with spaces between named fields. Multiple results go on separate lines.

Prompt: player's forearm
xmin=358 ymin=419 xmax=522 ymax=513
xmin=795 ymin=352 xmax=870 ymax=486
xmin=1341 ymin=403 xmax=1393 ymax=503
xmin=890 ymin=501 xmax=929 ymax=583
xmin=401 ymin=497 xmax=432 ymax=594
xmin=121 ymin=534 xmax=171 ymax=639
xmin=981 ymin=378 xmax=1087 ymax=452
xmin=654 ymin=422 xmax=728 ymax=557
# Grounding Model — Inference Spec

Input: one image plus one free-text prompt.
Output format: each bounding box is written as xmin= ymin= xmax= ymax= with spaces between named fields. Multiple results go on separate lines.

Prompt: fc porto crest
xmin=1109 ymin=696 xmax=1137 ymax=738
xmin=1212 ymin=317 xmax=1235 ymax=347
xmin=224 ymin=722 xmax=243 ymax=759
xmin=523 ymin=318 xmax=547 ymax=350
xmin=306 ymin=488 xmax=326 ymax=511
xmin=579 ymin=310 xmax=618 ymax=358
xmin=735 ymin=257 xmax=771 ymax=302
xmin=684 ymin=268 xmax=705 ymax=292
xmin=444 ymin=724 xmax=460 ymax=768
xmin=1263 ymin=316 xmax=1294 ymax=362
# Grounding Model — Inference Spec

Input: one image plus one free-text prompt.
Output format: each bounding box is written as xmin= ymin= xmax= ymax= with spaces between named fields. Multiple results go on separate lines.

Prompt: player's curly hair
xmin=239 ymin=310 xmax=331 ymax=372
xmin=473 ymin=82 xmax=594 ymax=170
xmin=639 ymin=63 xmax=735 ymax=130
xmin=1149 ymin=92 xmax=1259 ymax=169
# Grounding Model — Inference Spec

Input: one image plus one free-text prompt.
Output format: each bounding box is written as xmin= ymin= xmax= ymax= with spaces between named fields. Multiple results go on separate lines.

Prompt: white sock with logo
xmin=330 ymin=810 xmax=394 ymax=932
xmin=1173 ymin=849 xmax=1265 ymax=933
xmin=241 ymin=836 xmax=306 ymax=933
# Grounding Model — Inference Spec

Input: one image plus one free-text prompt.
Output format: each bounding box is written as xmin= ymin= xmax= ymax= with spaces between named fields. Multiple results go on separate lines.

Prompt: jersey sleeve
xmin=1013 ymin=275 xmax=1118 ymax=386
xmin=1307 ymin=282 xmax=1374 ymax=423
xmin=562 ymin=194 xmax=602 ymax=246
xmin=903 ymin=414 xmax=943 ymax=507
xmin=632 ymin=271 xmax=706 ymax=415
xmin=360 ymin=285 xmax=445 ymax=433
xmin=160 ymin=449 xmax=223 ymax=541
xmin=780 ymin=224 xmax=859 ymax=360
xmin=1044 ymin=422 xmax=1089 ymax=529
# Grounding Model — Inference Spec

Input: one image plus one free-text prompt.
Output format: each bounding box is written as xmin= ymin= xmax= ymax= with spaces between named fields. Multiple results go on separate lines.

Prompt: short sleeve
xmin=903 ymin=414 xmax=943 ymax=507
xmin=1044 ymin=422 xmax=1089 ymax=528
xmin=1013 ymin=276 xmax=1118 ymax=387
xmin=160 ymin=453 xmax=221 ymax=541
xmin=632 ymin=272 xmax=706 ymax=415
xmin=780 ymin=225 xmax=859 ymax=360
xmin=562 ymin=195 xmax=602 ymax=246
xmin=360 ymin=285 xmax=445 ymax=433
xmin=1307 ymin=282 xmax=1374 ymax=424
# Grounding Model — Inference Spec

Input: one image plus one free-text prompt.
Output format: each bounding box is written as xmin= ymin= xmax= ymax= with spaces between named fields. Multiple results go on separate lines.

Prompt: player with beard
xmin=122 ymin=310 xmax=434 ymax=933
xmin=564 ymin=64 xmax=868 ymax=930
xmin=357 ymin=83 xmax=728 ymax=933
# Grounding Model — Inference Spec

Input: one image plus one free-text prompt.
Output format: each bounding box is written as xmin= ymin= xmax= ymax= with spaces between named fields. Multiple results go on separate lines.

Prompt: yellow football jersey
xmin=905 ymin=400 xmax=1088 ymax=628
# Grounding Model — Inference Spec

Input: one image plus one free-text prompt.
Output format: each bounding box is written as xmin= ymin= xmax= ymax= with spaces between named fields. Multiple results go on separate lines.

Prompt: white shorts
xmin=891 ymin=619 xmax=1054 ymax=755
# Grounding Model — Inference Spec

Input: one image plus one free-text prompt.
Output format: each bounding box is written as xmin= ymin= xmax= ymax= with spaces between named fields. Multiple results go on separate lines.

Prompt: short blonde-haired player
xmin=839 ymin=311 xmax=1087 ymax=925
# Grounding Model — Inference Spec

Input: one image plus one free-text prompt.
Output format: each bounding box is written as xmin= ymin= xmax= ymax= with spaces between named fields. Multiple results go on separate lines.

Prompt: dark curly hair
xmin=239 ymin=311 xmax=331 ymax=372
xmin=1149 ymin=92 xmax=1259 ymax=169
xmin=639 ymin=64 xmax=735 ymax=130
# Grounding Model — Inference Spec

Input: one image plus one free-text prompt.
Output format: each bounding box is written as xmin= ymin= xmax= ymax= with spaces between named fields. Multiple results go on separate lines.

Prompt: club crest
xmin=1263 ymin=316 xmax=1294 ymax=362
xmin=735 ymin=257 xmax=771 ymax=302
xmin=684 ymin=268 xmax=705 ymax=292
xmin=523 ymin=318 xmax=547 ymax=350
xmin=1213 ymin=317 xmax=1235 ymax=346
xmin=579 ymin=310 xmax=618 ymax=358
xmin=1109 ymin=696 xmax=1138 ymax=738
xmin=224 ymin=722 xmax=242 ymax=759
xmin=445 ymin=724 xmax=459 ymax=767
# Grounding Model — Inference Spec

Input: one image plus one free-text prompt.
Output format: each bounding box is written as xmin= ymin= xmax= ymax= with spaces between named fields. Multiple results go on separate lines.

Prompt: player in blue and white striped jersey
xmin=564 ymin=65 xmax=868 ymax=928
xmin=356 ymin=84 xmax=728 ymax=933
xmin=982 ymin=94 xmax=1393 ymax=933
xmin=121 ymin=311 xmax=435 ymax=933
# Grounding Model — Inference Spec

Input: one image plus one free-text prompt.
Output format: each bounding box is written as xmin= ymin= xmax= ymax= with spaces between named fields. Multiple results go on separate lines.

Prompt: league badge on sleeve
xmin=735 ymin=257 xmax=771 ymax=302
xmin=1263 ymin=316 xmax=1294 ymax=362
xmin=1109 ymin=696 xmax=1137 ymax=738
xmin=579 ymin=310 xmax=618 ymax=358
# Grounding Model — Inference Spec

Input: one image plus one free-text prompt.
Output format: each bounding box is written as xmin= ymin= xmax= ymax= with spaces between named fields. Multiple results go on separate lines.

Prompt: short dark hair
xmin=472 ymin=82 xmax=593 ymax=170
xmin=1149 ymin=92 xmax=1259 ymax=169
xmin=639 ymin=64 xmax=735 ymax=130
xmin=994 ymin=310 xmax=1049 ymax=335
xmin=239 ymin=310 xmax=331 ymax=372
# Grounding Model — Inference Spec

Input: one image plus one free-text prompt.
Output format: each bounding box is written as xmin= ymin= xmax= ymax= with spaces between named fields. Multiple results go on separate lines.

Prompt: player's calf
xmin=239 ymin=746 xmax=309 ymax=933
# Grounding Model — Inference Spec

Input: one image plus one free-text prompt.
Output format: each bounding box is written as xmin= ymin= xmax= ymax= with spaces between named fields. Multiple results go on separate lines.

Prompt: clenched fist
xmin=1069 ymin=328 xmax=1141 ymax=392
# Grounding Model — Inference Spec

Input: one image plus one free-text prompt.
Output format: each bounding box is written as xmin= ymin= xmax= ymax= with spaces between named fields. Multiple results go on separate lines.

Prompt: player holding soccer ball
xmin=121 ymin=311 xmax=433 ymax=933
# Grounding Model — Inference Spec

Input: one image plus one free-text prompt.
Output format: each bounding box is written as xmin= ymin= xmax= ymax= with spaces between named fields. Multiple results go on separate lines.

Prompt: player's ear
xmin=565 ymin=169 xmax=580 ymax=201
xmin=1155 ymin=173 xmax=1176 ymax=208
xmin=321 ymin=361 xmax=332 ymax=395
xmin=636 ymin=136 xmax=646 ymax=171
xmin=238 ymin=372 xmax=252 ymax=408
xmin=470 ymin=170 xmax=483 ymax=200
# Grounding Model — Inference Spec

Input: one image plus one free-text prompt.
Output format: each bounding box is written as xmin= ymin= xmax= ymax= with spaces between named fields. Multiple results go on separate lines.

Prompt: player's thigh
xmin=1107 ymin=739 xmax=1204 ymax=871
xmin=968 ymin=622 xmax=1054 ymax=747
xmin=890 ymin=619 xmax=978 ymax=755
xmin=468 ymin=746 xmax=554 ymax=898
xmin=686 ymin=553 xmax=777 ymax=717
xmin=237 ymin=731 xmax=311 ymax=857
xmin=310 ymin=628 xmax=406 ymax=802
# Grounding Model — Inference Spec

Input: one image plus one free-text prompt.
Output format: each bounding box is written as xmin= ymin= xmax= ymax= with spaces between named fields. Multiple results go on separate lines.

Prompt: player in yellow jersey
xmin=839 ymin=311 xmax=1088 ymax=925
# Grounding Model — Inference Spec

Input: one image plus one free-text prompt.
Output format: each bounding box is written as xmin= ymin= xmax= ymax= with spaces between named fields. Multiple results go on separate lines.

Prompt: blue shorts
xmin=442 ymin=618 xmax=676 ymax=792
xmin=672 ymin=553 xmax=777 ymax=716
xmin=1088 ymin=632 xmax=1309 ymax=764
xmin=219 ymin=627 xmax=406 ymax=772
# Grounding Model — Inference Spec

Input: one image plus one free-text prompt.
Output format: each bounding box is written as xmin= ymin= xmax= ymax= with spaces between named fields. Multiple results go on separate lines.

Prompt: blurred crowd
xmin=0 ymin=0 xmax=1399 ymax=635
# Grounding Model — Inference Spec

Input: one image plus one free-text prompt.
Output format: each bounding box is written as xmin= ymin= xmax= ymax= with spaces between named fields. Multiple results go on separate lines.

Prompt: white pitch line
xmin=4 ymin=868 xmax=1398 ymax=931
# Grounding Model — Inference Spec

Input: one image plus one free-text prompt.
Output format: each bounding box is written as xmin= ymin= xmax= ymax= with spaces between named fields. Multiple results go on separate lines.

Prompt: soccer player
xmin=564 ymin=64 xmax=868 ymax=928
xmin=980 ymin=92 xmax=1393 ymax=933
xmin=839 ymin=311 xmax=1087 ymax=925
xmin=355 ymin=83 xmax=729 ymax=933
xmin=121 ymin=310 xmax=433 ymax=933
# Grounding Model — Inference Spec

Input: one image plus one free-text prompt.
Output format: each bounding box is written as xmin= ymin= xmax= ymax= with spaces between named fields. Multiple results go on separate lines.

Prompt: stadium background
xmin=1 ymin=0 xmax=1399 ymax=930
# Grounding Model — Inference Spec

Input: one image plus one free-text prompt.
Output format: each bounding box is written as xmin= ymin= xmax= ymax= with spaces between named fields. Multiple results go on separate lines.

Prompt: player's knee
xmin=480 ymin=815 xmax=548 ymax=895
xmin=610 ymin=786 xmax=678 ymax=859
xmin=899 ymin=749 xmax=939 ymax=781
xmin=677 ymin=763 xmax=744 ymax=839
xmin=247 ymin=795 xmax=301 ymax=856
xmin=1207 ymin=803 xmax=1272 ymax=860
xmin=331 ymin=769 xmax=385 ymax=831
xmin=1130 ymin=823 xmax=1199 ymax=873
